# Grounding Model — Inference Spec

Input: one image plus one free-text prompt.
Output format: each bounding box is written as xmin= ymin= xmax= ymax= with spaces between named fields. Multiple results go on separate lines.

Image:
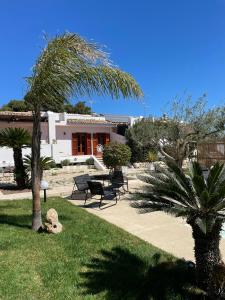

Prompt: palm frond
xmin=23 ymin=154 xmax=54 ymax=170
xmin=192 ymin=175 xmax=207 ymax=198
xmin=25 ymin=33 xmax=143 ymax=110
xmin=190 ymin=161 xmax=203 ymax=178
xmin=207 ymin=162 xmax=224 ymax=193
xmin=138 ymin=172 xmax=197 ymax=209
xmin=132 ymin=160 xmax=225 ymax=234
xmin=0 ymin=128 xmax=31 ymax=149
xmin=165 ymin=160 xmax=198 ymax=206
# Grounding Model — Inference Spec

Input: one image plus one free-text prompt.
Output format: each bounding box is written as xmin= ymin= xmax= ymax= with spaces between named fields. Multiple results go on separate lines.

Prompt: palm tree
xmin=24 ymin=33 xmax=143 ymax=231
xmin=0 ymin=128 xmax=31 ymax=188
xmin=132 ymin=160 xmax=225 ymax=298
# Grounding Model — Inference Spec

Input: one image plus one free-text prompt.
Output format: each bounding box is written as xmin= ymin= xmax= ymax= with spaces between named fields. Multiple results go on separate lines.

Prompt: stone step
xmin=95 ymin=157 xmax=107 ymax=169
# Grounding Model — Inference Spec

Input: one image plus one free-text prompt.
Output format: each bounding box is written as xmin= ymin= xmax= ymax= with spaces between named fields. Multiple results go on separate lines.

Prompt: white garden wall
xmin=0 ymin=144 xmax=52 ymax=167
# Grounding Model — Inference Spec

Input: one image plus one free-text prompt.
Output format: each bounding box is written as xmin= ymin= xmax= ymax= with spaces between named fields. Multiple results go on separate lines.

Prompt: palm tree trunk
xmin=175 ymin=143 xmax=186 ymax=169
xmin=175 ymin=157 xmax=183 ymax=169
xmin=31 ymin=109 xmax=42 ymax=231
xmin=191 ymin=220 xmax=222 ymax=298
xmin=13 ymin=147 xmax=26 ymax=188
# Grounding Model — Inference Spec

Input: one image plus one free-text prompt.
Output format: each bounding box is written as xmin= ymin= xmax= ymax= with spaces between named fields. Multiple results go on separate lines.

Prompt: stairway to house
xmin=96 ymin=156 xmax=104 ymax=165
xmin=92 ymin=156 xmax=107 ymax=171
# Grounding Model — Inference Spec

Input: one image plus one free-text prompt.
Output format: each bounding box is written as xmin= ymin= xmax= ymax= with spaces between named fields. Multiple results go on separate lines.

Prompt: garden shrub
xmin=146 ymin=150 xmax=158 ymax=162
xmin=103 ymin=142 xmax=131 ymax=169
xmin=125 ymin=128 xmax=155 ymax=163
xmin=86 ymin=157 xmax=94 ymax=165
xmin=61 ymin=159 xmax=71 ymax=166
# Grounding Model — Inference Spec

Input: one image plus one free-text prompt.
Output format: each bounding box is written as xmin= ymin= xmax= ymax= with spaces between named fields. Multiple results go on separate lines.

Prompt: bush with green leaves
xmin=146 ymin=151 xmax=158 ymax=162
xmin=61 ymin=159 xmax=71 ymax=166
xmin=125 ymin=126 xmax=155 ymax=163
xmin=103 ymin=143 xmax=131 ymax=169
xmin=86 ymin=157 xmax=94 ymax=165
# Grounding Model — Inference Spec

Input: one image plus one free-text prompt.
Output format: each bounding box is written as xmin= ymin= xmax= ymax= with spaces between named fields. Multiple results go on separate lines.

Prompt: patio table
xmin=91 ymin=174 xmax=110 ymax=186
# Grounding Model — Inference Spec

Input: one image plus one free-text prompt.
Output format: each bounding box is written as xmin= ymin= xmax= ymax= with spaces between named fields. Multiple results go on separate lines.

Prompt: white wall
xmin=104 ymin=114 xmax=143 ymax=126
xmin=55 ymin=124 xmax=112 ymax=157
xmin=0 ymin=148 xmax=14 ymax=167
xmin=47 ymin=112 xmax=58 ymax=143
xmin=0 ymin=144 xmax=52 ymax=167
xmin=0 ymin=147 xmax=33 ymax=167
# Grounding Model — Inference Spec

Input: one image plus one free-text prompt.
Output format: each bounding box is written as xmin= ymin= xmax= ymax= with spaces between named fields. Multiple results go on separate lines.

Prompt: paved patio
xmin=0 ymin=185 xmax=73 ymax=200
xmin=69 ymin=178 xmax=225 ymax=261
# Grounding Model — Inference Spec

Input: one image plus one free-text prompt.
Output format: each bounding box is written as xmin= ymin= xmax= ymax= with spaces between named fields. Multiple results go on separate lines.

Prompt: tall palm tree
xmin=24 ymin=33 xmax=143 ymax=231
xmin=0 ymin=128 xmax=31 ymax=188
xmin=132 ymin=160 xmax=225 ymax=298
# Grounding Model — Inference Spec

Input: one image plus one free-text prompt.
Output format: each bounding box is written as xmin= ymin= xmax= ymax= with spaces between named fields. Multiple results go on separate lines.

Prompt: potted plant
xmin=146 ymin=150 xmax=158 ymax=171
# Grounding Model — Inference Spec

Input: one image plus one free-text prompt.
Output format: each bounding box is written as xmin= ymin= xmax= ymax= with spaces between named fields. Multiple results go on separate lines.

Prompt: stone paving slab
xmin=69 ymin=197 xmax=225 ymax=261
xmin=68 ymin=179 xmax=225 ymax=261
xmin=0 ymin=185 xmax=73 ymax=200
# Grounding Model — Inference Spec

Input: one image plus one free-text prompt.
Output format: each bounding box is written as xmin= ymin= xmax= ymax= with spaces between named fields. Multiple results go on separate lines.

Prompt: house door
xmin=93 ymin=133 xmax=110 ymax=156
xmin=72 ymin=133 xmax=89 ymax=155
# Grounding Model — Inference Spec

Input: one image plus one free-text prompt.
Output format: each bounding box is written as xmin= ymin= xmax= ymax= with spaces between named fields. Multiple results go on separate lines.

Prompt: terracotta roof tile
xmin=0 ymin=111 xmax=47 ymax=121
xmin=0 ymin=111 xmax=33 ymax=116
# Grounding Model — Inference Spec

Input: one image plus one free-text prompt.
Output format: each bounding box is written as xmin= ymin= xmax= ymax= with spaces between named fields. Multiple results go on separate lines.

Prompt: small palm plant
xmin=0 ymin=128 xmax=31 ymax=188
xmin=132 ymin=160 xmax=225 ymax=298
xmin=23 ymin=154 xmax=54 ymax=181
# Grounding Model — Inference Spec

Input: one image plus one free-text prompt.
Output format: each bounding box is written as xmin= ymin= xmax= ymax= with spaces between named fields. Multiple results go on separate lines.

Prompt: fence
xmin=197 ymin=142 xmax=225 ymax=168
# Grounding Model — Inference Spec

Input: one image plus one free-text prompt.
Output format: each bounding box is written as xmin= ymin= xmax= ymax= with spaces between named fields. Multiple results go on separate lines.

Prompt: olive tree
xmin=126 ymin=95 xmax=225 ymax=168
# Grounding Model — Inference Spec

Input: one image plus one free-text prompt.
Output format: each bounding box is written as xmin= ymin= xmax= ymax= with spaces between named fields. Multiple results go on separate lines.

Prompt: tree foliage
xmin=0 ymin=99 xmax=92 ymax=114
xmin=132 ymin=160 xmax=225 ymax=298
xmin=126 ymin=95 xmax=225 ymax=167
xmin=62 ymin=101 xmax=92 ymax=114
xmin=0 ymin=99 xmax=30 ymax=112
xmin=126 ymin=118 xmax=163 ymax=163
xmin=24 ymin=32 xmax=143 ymax=231
xmin=103 ymin=143 xmax=131 ymax=169
xmin=25 ymin=33 xmax=143 ymax=112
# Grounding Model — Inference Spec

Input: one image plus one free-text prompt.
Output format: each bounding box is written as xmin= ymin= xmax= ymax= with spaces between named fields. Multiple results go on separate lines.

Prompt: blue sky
xmin=0 ymin=0 xmax=225 ymax=116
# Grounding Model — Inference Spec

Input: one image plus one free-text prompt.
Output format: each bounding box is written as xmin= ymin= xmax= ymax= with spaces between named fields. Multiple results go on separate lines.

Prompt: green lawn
xmin=0 ymin=198 xmax=202 ymax=300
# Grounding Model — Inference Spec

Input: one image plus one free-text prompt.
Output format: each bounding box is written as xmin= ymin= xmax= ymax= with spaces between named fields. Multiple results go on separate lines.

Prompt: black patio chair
xmin=71 ymin=174 xmax=91 ymax=200
xmin=87 ymin=181 xmax=118 ymax=208
xmin=110 ymin=170 xmax=129 ymax=192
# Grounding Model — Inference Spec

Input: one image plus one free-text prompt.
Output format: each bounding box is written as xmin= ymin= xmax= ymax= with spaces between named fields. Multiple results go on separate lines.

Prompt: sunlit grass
xmin=0 ymin=198 xmax=201 ymax=299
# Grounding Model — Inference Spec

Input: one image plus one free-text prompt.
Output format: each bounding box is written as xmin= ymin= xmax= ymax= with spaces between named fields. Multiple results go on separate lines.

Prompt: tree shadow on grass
xmin=0 ymin=214 xmax=31 ymax=229
xmin=81 ymin=247 xmax=205 ymax=300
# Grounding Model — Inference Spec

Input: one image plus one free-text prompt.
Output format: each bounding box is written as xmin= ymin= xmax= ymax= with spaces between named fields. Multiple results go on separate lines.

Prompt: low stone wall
xmin=133 ymin=162 xmax=152 ymax=168
xmin=0 ymin=165 xmax=96 ymax=185
xmin=43 ymin=165 xmax=95 ymax=176
xmin=0 ymin=172 xmax=14 ymax=183
xmin=133 ymin=161 xmax=167 ymax=171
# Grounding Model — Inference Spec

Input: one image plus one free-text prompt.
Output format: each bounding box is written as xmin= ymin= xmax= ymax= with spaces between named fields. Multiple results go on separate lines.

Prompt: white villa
xmin=0 ymin=111 xmax=142 ymax=170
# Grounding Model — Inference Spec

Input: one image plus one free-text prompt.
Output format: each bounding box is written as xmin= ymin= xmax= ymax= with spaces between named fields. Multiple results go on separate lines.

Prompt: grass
xmin=0 ymin=198 xmax=203 ymax=300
